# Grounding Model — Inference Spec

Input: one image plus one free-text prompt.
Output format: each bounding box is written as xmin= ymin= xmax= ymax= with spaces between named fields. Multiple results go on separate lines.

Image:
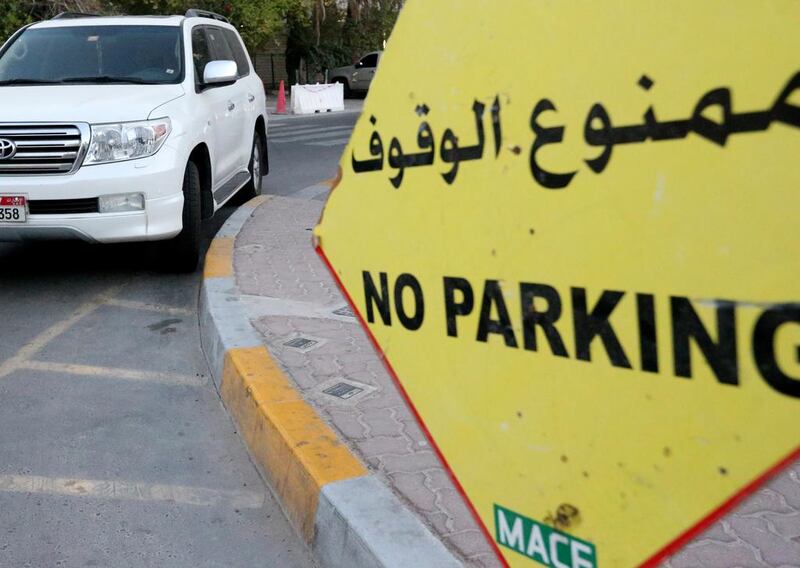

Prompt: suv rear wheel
xmin=158 ymin=160 xmax=201 ymax=273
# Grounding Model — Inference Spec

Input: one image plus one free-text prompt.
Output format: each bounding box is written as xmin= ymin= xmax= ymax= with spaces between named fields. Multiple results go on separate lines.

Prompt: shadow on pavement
xmin=0 ymin=205 xmax=237 ymax=280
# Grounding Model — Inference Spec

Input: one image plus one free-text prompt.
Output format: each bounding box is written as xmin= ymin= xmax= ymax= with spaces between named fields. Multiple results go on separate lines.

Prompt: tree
xmin=105 ymin=0 xmax=293 ymax=51
xmin=286 ymin=0 xmax=402 ymax=82
xmin=2 ymin=1 xmax=104 ymax=42
xmin=1 ymin=0 xmax=295 ymax=52
xmin=2 ymin=0 xmax=404 ymax=87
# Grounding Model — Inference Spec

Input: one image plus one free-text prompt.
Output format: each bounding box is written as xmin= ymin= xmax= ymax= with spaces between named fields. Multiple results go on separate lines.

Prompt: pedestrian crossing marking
xmin=270 ymin=126 xmax=352 ymax=139
xmin=307 ymin=138 xmax=350 ymax=147
xmin=271 ymin=131 xmax=352 ymax=144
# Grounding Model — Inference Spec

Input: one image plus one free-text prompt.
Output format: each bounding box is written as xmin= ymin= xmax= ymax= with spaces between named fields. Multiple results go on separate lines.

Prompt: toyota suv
xmin=0 ymin=9 xmax=268 ymax=271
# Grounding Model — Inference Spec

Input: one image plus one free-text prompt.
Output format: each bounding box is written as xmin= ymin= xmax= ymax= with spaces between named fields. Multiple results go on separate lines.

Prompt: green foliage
xmin=286 ymin=0 xmax=402 ymax=78
xmin=1 ymin=2 xmax=32 ymax=45
xmin=286 ymin=0 xmax=346 ymax=74
xmin=1 ymin=0 xmax=403 ymax=79
xmin=1 ymin=0 xmax=294 ymax=52
xmin=341 ymin=0 xmax=402 ymax=61
xmin=105 ymin=0 xmax=292 ymax=50
xmin=2 ymin=1 xmax=106 ymax=43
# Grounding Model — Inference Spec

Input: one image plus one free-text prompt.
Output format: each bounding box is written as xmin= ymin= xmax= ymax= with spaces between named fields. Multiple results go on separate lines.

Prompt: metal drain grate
xmin=284 ymin=337 xmax=319 ymax=350
xmin=323 ymin=382 xmax=364 ymax=399
xmin=332 ymin=305 xmax=355 ymax=317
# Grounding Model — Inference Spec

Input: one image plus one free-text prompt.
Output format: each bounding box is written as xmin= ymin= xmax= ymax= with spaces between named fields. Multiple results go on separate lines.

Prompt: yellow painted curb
xmin=204 ymin=236 xmax=234 ymax=279
xmin=221 ymin=347 xmax=367 ymax=542
xmin=203 ymin=194 xmax=368 ymax=544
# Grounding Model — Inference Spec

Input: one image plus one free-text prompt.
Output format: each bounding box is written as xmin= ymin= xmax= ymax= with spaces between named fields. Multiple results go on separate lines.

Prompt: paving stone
xmin=326 ymin=408 xmax=368 ymax=441
xmin=355 ymin=392 xmax=405 ymax=410
xmin=355 ymin=408 xmax=403 ymax=438
xmin=437 ymin=488 xmax=480 ymax=533
xmin=693 ymin=521 xmax=737 ymax=544
xmin=468 ymin=552 xmax=505 ymax=568
xmin=736 ymin=488 xmax=796 ymax=517
xmin=399 ymin=417 xmax=429 ymax=446
xmin=445 ymin=530 xmax=494 ymax=559
xmin=308 ymin=354 xmax=341 ymax=377
xmin=425 ymin=469 xmax=455 ymax=492
xmin=381 ymin=452 xmax=444 ymax=474
xmin=726 ymin=515 xmax=800 ymax=566
xmin=762 ymin=511 xmax=800 ymax=542
xmin=422 ymin=510 xmax=453 ymax=536
xmin=389 ymin=472 xmax=439 ymax=513
xmin=765 ymin=470 xmax=800 ymax=509
xmin=667 ymin=540 xmax=766 ymax=568
xmin=358 ymin=436 xmax=411 ymax=459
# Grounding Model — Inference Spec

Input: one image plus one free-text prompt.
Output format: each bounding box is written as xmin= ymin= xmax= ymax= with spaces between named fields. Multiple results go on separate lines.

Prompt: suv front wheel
xmin=158 ymin=160 xmax=202 ymax=273
xmin=237 ymin=133 xmax=264 ymax=202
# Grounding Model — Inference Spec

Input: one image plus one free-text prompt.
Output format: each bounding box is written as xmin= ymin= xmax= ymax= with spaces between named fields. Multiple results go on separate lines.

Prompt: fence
xmin=251 ymin=52 xmax=289 ymax=93
xmin=252 ymin=52 xmax=331 ymax=92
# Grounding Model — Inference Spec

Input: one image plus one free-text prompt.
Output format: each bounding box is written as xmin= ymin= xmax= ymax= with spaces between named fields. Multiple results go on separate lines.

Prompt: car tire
xmin=236 ymin=133 xmax=264 ymax=202
xmin=334 ymin=78 xmax=351 ymax=98
xmin=158 ymin=160 xmax=202 ymax=273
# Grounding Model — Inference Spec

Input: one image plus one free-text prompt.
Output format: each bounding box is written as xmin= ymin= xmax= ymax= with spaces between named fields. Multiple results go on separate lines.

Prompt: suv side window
xmin=205 ymin=27 xmax=235 ymax=68
xmin=221 ymin=29 xmax=250 ymax=79
xmin=359 ymin=53 xmax=378 ymax=68
xmin=191 ymin=26 xmax=212 ymax=85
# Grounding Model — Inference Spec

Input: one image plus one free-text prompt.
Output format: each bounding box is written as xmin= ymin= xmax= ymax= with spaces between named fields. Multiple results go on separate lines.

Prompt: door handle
xmin=227 ymin=102 xmax=235 ymax=111
xmin=247 ymin=94 xmax=255 ymax=103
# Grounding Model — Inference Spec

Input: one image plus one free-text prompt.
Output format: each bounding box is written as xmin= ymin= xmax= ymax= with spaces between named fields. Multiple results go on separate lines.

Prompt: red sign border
xmin=315 ymin=177 xmax=800 ymax=567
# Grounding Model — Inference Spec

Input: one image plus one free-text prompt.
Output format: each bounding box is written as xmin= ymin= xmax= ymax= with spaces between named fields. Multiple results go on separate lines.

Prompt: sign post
xmin=315 ymin=1 xmax=800 ymax=565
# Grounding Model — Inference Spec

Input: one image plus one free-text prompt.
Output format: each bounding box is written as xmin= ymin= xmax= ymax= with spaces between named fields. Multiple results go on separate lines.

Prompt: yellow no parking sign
xmin=315 ymin=1 xmax=800 ymax=565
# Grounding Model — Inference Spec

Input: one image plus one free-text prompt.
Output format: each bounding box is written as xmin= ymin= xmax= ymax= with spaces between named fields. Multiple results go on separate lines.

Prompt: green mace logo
xmin=494 ymin=504 xmax=597 ymax=567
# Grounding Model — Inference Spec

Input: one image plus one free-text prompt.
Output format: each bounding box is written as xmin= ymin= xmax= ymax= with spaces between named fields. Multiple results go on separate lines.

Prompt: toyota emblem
xmin=0 ymin=138 xmax=16 ymax=160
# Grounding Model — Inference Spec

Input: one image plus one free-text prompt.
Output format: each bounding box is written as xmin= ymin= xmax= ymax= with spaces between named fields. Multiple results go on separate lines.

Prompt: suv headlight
xmin=84 ymin=118 xmax=171 ymax=165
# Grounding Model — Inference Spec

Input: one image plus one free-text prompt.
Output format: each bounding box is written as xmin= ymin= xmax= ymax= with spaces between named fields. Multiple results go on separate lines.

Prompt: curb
xmin=199 ymin=195 xmax=462 ymax=568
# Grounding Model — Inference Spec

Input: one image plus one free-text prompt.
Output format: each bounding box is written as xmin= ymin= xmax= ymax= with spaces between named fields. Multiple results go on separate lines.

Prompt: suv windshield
xmin=0 ymin=25 xmax=183 ymax=85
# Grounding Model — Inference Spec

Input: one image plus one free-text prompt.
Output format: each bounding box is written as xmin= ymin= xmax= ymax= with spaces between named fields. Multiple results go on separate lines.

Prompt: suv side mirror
xmin=203 ymin=60 xmax=237 ymax=85
xmin=354 ymin=61 xmax=363 ymax=69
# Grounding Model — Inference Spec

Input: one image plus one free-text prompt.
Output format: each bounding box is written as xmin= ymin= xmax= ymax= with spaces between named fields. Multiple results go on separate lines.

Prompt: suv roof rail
xmin=185 ymin=9 xmax=229 ymax=23
xmin=51 ymin=12 xmax=103 ymax=20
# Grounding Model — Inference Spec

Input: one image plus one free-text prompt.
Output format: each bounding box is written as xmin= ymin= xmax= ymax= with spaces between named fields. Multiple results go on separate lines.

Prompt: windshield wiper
xmin=0 ymin=79 xmax=63 ymax=85
xmin=59 ymin=76 xmax=157 ymax=85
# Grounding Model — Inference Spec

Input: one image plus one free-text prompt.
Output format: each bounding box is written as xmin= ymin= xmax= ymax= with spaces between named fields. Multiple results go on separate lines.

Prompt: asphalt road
xmin=0 ymin=109 xmax=357 ymax=567
xmin=265 ymin=111 xmax=359 ymax=195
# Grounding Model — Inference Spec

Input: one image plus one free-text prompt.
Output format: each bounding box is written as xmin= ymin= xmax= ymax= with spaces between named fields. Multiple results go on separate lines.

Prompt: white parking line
xmin=101 ymin=297 xmax=193 ymax=317
xmin=306 ymin=138 xmax=350 ymax=147
xmin=20 ymin=360 xmax=204 ymax=387
xmin=0 ymin=474 xmax=265 ymax=508
xmin=0 ymin=285 xmax=124 ymax=380
xmin=0 ymin=285 xmax=204 ymax=384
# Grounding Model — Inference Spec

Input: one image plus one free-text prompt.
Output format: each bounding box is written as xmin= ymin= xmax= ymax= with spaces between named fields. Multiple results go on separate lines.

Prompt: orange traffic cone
xmin=276 ymin=80 xmax=287 ymax=114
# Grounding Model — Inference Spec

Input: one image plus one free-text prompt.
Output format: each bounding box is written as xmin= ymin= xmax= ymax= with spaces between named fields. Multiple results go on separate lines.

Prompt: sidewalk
xmin=215 ymin=187 xmax=800 ymax=568
xmin=231 ymin=188 xmax=500 ymax=567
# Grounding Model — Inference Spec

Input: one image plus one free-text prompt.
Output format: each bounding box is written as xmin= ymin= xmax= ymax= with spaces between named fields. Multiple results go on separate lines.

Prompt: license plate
xmin=0 ymin=196 xmax=27 ymax=223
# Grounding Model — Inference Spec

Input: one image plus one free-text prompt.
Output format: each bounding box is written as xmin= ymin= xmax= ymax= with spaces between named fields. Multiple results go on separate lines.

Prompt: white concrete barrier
xmin=290 ymin=83 xmax=345 ymax=115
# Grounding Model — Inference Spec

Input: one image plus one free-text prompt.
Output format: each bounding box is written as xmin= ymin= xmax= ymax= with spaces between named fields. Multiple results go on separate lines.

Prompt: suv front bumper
xmin=0 ymin=145 xmax=185 ymax=244
xmin=0 ymin=193 xmax=183 ymax=243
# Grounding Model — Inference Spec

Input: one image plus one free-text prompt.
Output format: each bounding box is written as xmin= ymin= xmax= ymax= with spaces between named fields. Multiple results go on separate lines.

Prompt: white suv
xmin=0 ymin=9 xmax=268 ymax=271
